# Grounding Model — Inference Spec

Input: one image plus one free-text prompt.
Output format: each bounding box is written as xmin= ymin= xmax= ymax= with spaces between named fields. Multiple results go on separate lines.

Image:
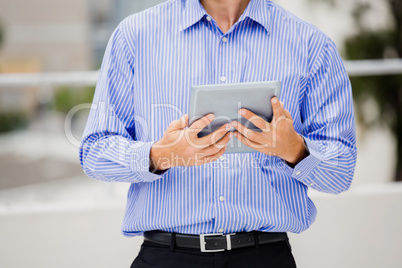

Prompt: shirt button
xmin=219 ymin=196 xmax=225 ymax=202
xmin=206 ymin=16 xmax=212 ymax=22
xmin=222 ymin=37 xmax=228 ymax=43
xmin=219 ymin=156 xmax=226 ymax=161
xmin=220 ymin=76 xmax=226 ymax=82
xmin=295 ymin=171 xmax=301 ymax=176
xmin=218 ymin=228 xmax=224 ymax=233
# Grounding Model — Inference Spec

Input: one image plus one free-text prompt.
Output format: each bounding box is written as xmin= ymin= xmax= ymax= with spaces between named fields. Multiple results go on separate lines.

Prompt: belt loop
xmin=169 ymin=232 xmax=176 ymax=252
xmin=254 ymin=231 xmax=260 ymax=249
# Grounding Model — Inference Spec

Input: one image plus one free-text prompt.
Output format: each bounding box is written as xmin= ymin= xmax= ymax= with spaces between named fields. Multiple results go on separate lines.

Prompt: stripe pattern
xmin=80 ymin=0 xmax=357 ymax=236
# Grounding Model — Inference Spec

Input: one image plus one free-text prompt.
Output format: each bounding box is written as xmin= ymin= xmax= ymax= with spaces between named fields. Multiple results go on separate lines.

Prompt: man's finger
xmin=238 ymin=108 xmax=270 ymax=130
xmin=168 ymin=114 xmax=188 ymax=131
xmin=188 ymin=113 xmax=215 ymax=134
xmin=202 ymin=131 xmax=233 ymax=155
xmin=233 ymin=131 xmax=270 ymax=151
xmin=198 ymin=123 xmax=231 ymax=146
xmin=203 ymin=146 xmax=227 ymax=164
xmin=215 ymin=131 xmax=233 ymax=146
xmin=231 ymin=121 xmax=266 ymax=144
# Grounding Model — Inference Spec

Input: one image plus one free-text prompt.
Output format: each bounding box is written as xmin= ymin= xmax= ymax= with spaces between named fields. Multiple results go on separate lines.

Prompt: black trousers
xmin=131 ymin=238 xmax=297 ymax=268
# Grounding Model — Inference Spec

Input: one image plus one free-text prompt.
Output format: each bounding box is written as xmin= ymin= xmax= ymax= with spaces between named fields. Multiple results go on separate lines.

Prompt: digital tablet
xmin=188 ymin=81 xmax=281 ymax=154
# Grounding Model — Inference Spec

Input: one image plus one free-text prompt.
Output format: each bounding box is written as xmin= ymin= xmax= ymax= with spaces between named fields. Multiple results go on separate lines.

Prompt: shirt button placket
xmin=215 ymin=32 xmax=230 ymax=234
xmin=218 ymin=35 xmax=229 ymax=84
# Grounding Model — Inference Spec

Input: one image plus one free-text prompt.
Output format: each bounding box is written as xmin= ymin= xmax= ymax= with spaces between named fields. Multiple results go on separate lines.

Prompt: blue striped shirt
xmin=79 ymin=0 xmax=357 ymax=236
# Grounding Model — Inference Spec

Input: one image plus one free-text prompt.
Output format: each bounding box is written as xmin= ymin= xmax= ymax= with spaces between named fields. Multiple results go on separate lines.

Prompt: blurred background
xmin=0 ymin=0 xmax=401 ymax=267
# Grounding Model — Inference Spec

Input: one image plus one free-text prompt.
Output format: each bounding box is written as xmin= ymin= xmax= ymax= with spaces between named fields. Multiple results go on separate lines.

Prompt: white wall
xmin=1 ymin=183 xmax=401 ymax=268
xmin=290 ymin=184 xmax=402 ymax=268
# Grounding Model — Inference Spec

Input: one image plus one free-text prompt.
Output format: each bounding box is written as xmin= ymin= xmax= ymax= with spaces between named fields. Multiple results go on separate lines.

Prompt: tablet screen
xmin=189 ymin=81 xmax=281 ymax=153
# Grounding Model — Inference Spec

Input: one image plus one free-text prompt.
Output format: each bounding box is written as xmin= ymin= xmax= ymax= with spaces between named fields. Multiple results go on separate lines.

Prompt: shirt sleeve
xmin=79 ymin=24 xmax=165 ymax=183
xmin=286 ymin=38 xmax=357 ymax=194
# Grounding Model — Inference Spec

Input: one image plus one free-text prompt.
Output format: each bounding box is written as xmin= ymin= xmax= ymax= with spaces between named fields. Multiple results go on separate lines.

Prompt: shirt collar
xmin=242 ymin=0 xmax=271 ymax=33
xmin=180 ymin=0 xmax=208 ymax=31
xmin=180 ymin=0 xmax=271 ymax=33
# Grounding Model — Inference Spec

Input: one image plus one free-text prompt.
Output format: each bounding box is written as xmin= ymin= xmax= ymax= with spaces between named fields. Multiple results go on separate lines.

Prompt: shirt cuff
xmin=129 ymin=140 xmax=168 ymax=182
xmin=283 ymin=136 xmax=322 ymax=187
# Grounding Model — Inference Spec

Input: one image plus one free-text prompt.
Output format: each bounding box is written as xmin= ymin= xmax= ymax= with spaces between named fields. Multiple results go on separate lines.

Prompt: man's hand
xmin=232 ymin=97 xmax=308 ymax=165
xmin=150 ymin=114 xmax=233 ymax=172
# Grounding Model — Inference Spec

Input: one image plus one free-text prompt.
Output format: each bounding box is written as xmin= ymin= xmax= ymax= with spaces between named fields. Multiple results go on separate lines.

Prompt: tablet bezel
xmin=188 ymin=81 xmax=281 ymax=154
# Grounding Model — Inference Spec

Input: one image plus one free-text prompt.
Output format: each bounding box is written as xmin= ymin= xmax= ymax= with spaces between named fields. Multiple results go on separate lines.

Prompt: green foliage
xmin=0 ymin=21 xmax=3 ymax=48
xmin=312 ymin=0 xmax=402 ymax=180
xmin=344 ymin=30 xmax=402 ymax=129
xmin=345 ymin=31 xmax=392 ymax=60
xmin=0 ymin=112 xmax=28 ymax=133
xmin=52 ymin=86 xmax=95 ymax=114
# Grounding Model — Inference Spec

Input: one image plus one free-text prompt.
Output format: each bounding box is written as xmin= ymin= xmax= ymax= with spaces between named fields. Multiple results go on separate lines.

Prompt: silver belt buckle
xmin=199 ymin=233 xmax=235 ymax=252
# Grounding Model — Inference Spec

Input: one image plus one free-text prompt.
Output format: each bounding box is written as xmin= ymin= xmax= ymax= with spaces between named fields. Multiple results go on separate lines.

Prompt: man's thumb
xmin=271 ymin=97 xmax=284 ymax=117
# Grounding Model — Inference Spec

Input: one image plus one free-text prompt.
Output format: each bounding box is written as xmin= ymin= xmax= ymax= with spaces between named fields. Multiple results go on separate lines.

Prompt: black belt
xmin=144 ymin=230 xmax=288 ymax=252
